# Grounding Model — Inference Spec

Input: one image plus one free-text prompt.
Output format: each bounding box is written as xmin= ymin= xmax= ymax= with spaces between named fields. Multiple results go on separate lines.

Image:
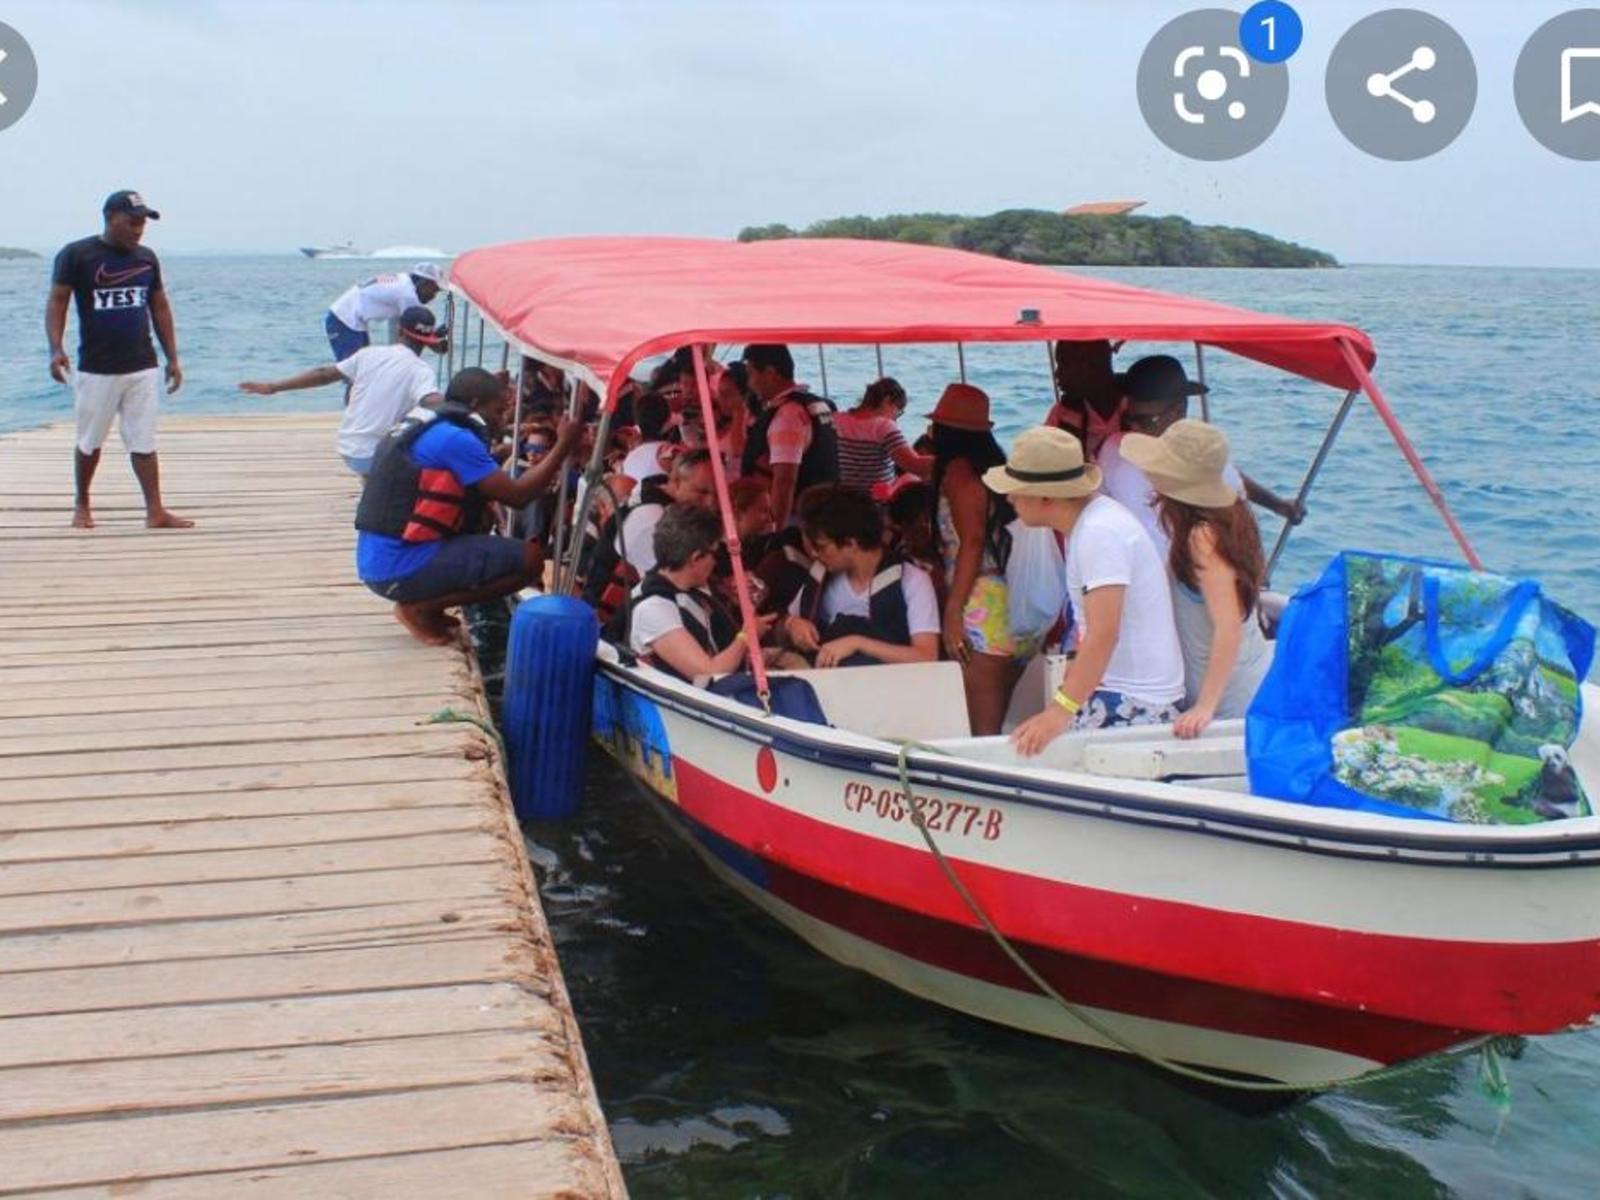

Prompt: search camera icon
xmin=1517 ymin=9 xmax=1600 ymax=159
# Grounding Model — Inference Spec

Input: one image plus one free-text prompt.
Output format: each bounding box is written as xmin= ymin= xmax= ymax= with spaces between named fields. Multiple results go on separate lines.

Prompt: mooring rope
xmin=892 ymin=740 xmax=1515 ymax=1105
xmin=421 ymin=705 xmax=507 ymax=761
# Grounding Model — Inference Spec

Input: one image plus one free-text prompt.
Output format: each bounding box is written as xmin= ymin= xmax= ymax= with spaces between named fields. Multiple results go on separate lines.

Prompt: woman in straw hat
xmin=927 ymin=382 xmax=1029 ymax=734
xmin=1120 ymin=420 xmax=1273 ymax=738
xmin=985 ymin=426 xmax=1185 ymax=757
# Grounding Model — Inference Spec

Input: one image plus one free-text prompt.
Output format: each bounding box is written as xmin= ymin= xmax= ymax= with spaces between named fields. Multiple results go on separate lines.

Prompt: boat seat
xmin=768 ymin=661 xmax=972 ymax=742
xmin=1083 ymin=735 xmax=1246 ymax=781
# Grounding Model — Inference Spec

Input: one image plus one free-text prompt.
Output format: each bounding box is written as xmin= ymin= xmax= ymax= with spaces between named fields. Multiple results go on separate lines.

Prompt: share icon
xmin=1366 ymin=45 xmax=1437 ymax=123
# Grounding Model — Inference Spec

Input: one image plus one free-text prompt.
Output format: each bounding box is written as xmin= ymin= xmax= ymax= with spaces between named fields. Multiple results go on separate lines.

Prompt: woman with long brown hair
xmin=1121 ymin=420 xmax=1273 ymax=738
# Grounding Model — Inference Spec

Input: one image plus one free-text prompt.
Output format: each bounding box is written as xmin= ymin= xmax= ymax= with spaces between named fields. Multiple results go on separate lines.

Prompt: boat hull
xmin=589 ymin=662 xmax=1600 ymax=1084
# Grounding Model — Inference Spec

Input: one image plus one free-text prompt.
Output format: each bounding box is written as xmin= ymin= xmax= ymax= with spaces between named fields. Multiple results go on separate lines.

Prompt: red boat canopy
xmin=449 ymin=236 xmax=1377 ymax=402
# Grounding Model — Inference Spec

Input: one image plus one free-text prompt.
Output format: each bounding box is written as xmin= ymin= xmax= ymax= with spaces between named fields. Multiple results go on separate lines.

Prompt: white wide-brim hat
xmin=982 ymin=426 xmax=1102 ymax=499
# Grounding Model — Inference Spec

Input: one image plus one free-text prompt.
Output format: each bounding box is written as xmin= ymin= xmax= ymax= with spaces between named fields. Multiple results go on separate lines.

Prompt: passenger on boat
xmin=985 ymin=427 xmax=1185 ymax=755
xmin=623 ymin=504 xmax=774 ymax=680
xmin=1099 ymin=355 xmax=1302 ymax=556
xmin=833 ymin=377 xmax=933 ymax=489
xmin=738 ymin=343 xmax=840 ymax=528
xmin=240 ymin=306 xmax=449 ymax=475
xmin=783 ymin=485 xmax=940 ymax=669
xmin=882 ymin=479 xmax=940 ymax=587
xmin=354 ymin=368 xmax=580 ymax=646
xmin=324 ymin=263 xmax=443 ymax=362
xmin=715 ymin=361 xmax=758 ymax=474
xmin=1120 ymin=420 xmax=1273 ymax=737
xmin=618 ymin=390 xmax=677 ymax=484
xmin=519 ymin=357 xmax=566 ymax=418
xmin=1046 ymin=340 xmax=1125 ymax=459
xmin=928 ymin=383 xmax=1028 ymax=734
xmin=619 ymin=448 xmax=718 ymax=575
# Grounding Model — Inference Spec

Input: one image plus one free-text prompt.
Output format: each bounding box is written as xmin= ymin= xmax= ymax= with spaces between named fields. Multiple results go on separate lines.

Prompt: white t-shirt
xmin=789 ymin=561 xmax=940 ymax=638
xmin=629 ymin=594 xmax=686 ymax=658
xmin=618 ymin=502 xmax=665 ymax=575
xmin=1065 ymin=495 xmax=1185 ymax=704
xmin=335 ymin=345 xmax=441 ymax=461
xmin=1098 ymin=432 xmax=1243 ymax=561
xmin=328 ymin=274 xmax=423 ymax=332
xmin=620 ymin=440 xmax=672 ymax=483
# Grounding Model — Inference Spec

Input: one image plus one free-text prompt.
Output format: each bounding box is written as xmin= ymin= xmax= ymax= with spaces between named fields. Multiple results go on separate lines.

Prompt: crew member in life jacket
xmin=782 ymin=484 xmax=940 ymax=669
xmin=623 ymin=504 xmax=775 ymax=681
xmin=738 ymin=343 xmax=839 ymax=528
xmin=355 ymin=367 xmax=580 ymax=645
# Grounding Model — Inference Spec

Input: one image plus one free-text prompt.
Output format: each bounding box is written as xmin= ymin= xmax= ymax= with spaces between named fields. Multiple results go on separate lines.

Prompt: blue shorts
xmin=325 ymin=312 xmax=370 ymax=361
xmin=342 ymin=453 xmax=374 ymax=475
xmin=1074 ymin=689 xmax=1184 ymax=730
xmin=365 ymin=535 xmax=529 ymax=604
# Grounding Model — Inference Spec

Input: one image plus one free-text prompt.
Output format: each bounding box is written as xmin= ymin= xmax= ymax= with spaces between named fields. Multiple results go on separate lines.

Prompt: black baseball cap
xmin=1123 ymin=354 xmax=1207 ymax=409
xmin=398 ymin=306 xmax=448 ymax=346
xmin=103 ymin=190 xmax=161 ymax=220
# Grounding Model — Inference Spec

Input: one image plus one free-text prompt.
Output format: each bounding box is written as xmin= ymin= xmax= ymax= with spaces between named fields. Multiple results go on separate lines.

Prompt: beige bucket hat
xmin=982 ymin=426 xmax=1102 ymax=499
xmin=1119 ymin=419 xmax=1239 ymax=508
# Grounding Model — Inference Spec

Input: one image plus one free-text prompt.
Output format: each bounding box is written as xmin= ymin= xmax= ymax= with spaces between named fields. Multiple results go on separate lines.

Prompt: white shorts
xmin=74 ymin=368 xmax=162 ymax=455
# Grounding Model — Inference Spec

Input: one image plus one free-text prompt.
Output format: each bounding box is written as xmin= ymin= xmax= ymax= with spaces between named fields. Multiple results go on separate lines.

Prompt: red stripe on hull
xmin=669 ymin=757 xmax=1600 ymax=1036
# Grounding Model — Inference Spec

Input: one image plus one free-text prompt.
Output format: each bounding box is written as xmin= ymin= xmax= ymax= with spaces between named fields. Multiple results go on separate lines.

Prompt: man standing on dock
xmin=46 ymin=190 xmax=192 ymax=531
xmin=325 ymin=264 xmax=445 ymax=361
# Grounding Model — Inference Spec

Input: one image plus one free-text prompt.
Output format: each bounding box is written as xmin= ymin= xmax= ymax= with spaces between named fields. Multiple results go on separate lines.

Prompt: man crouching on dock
xmin=355 ymin=367 xmax=580 ymax=645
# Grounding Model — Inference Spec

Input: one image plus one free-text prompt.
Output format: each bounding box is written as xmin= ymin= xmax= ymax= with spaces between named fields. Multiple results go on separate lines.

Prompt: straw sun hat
xmin=1119 ymin=419 xmax=1240 ymax=509
xmin=982 ymin=426 xmax=1102 ymax=499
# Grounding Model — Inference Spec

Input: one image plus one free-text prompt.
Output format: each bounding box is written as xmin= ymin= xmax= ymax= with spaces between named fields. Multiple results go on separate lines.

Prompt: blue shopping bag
xmin=1247 ymin=551 xmax=1594 ymax=824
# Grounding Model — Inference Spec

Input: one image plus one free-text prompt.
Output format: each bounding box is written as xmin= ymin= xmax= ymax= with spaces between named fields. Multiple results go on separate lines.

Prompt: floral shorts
xmin=1074 ymin=689 xmax=1184 ymax=730
xmin=962 ymin=574 xmax=1041 ymax=661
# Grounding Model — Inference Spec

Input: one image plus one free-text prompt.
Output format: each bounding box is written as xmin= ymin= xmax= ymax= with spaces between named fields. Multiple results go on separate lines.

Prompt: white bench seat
xmin=768 ymin=660 xmax=971 ymax=742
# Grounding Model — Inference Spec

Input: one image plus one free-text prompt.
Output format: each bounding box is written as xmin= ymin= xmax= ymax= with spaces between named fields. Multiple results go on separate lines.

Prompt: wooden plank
xmin=0 ymin=696 xmax=473 ymax=741
xmin=0 ymin=675 xmax=463 ymax=719
xmin=0 ymin=937 xmax=531 ymax=1018
xmin=0 ymin=983 xmax=552 ymax=1069
xmin=0 ymin=756 xmax=486 ymax=804
xmin=0 ymin=862 xmax=518 ymax=935
xmin=0 ymin=783 xmax=481 ymax=830
xmin=0 ymin=646 xmax=462 ymax=683
xmin=29 ymin=1141 xmax=608 ymax=1200
xmin=0 ymin=730 xmax=488 ymax=781
xmin=0 ymin=1082 xmax=588 ymax=1192
xmin=0 ymin=1029 xmax=568 ymax=1123
xmin=0 ymin=897 xmax=514 ymax=973
xmin=0 ymin=828 xmax=501 ymax=893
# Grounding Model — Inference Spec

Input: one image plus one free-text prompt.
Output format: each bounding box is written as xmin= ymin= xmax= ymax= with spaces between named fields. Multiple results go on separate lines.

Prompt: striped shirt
xmin=833 ymin=412 xmax=908 ymax=489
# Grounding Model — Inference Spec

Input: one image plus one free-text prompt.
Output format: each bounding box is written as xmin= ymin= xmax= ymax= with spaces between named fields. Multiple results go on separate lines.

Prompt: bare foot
xmin=394 ymin=603 xmax=456 ymax=646
xmin=435 ymin=612 xmax=462 ymax=630
xmin=146 ymin=509 xmax=195 ymax=529
xmin=71 ymin=505 xmax=95 ymax=529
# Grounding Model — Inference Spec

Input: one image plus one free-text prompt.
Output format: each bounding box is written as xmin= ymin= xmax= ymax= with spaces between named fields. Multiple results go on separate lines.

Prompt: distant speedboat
xmin=299 ymin=242 xmax=366 ymax=259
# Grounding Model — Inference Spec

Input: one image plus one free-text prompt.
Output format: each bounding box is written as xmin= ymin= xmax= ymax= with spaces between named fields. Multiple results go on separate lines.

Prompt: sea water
xmin=4 ymin=256 xmax=1597 ymax=1197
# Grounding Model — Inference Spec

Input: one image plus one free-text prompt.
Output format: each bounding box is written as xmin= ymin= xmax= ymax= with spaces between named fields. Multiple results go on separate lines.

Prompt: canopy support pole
xmin=476 ymin=315 xmax=486 ymax=367
xmin=1194 ymin=343 xmax=1210 ymax=422
xmin=559 ymin=401 xmax=615 ymax=597
xmin=874 ymin=344 xmax=884 ymax=378
xmin=438 ymin=293 xmax=455 ymax=388
xmin=1264 ymin=388 xmax=1356 ymax=586
xmin=550 ymin=377 xmax=581 ymax=579
xmin=1046 ymin=342 xmax=1061 ymax=407
xmin=956 ymin=343 xmax=967 ymax=384
xmin=502 ymin=357 xmax=526 ymax=536
xmin=1337 ymin=338 xmax=1482 ymax=569
xmin=816 ymin=346 xmax=829 ymax=397
xmin=693 ymin=345 xmax=771 ymax=710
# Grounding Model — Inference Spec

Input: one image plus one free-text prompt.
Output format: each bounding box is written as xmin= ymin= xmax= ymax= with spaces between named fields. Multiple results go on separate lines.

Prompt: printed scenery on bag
xmin=1335 ymin=555 xmax=1589 ymax=824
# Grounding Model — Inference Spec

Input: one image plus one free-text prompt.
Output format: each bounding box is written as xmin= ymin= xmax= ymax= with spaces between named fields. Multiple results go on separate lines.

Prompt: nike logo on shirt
xmin=94 ymin=262 xmax=153 ymax=287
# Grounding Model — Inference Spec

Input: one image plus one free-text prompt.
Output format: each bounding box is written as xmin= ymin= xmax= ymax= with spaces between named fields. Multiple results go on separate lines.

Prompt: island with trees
xmin=0 ymin=247 xmax=41 ymax=260
xmin=737 ymin=209 xmax=1337 ymax=269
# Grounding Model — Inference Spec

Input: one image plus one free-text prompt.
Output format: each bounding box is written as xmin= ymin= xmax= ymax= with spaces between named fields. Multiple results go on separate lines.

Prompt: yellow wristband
xmin=735 ymin=629 xmax=748 ymax=643
xmin=1052 ymin=689 xmax=1081 ymax=715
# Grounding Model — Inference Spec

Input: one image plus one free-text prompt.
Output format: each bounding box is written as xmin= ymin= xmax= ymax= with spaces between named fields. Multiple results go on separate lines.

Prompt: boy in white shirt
xmin=783 ymin=484 xmax=940 ymax=669
xmin=985 ymin=427 xmax=1185 ymax=756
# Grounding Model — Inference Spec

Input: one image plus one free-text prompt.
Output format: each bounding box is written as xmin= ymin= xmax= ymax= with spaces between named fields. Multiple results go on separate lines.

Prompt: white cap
xmin=411 ymin=262 xmax=446 ymax=286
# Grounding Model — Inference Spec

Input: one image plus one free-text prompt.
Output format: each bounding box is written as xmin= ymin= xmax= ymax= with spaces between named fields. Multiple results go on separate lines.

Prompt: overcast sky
xmin=0 ymin=0 xmax=1593 ymax=266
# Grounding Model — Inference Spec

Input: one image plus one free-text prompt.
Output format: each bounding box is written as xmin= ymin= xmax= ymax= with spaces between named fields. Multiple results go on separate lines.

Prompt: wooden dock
xmin=0 ymin=416 xmax=624 ymax=1197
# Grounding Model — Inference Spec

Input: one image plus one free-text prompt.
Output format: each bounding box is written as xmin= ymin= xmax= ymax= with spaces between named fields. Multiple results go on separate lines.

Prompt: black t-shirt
xmin=51 ymin=236 xmax=164 ymax=375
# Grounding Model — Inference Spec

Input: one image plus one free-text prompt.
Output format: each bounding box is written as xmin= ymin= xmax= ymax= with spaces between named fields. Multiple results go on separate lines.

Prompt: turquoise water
xmin=8 ymin=256 xmax=1599 ymax=1197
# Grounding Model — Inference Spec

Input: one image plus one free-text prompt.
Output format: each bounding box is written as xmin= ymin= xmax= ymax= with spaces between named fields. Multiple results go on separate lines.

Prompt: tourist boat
xmin=449 ymin=237 xmax=1600 ymax=1086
